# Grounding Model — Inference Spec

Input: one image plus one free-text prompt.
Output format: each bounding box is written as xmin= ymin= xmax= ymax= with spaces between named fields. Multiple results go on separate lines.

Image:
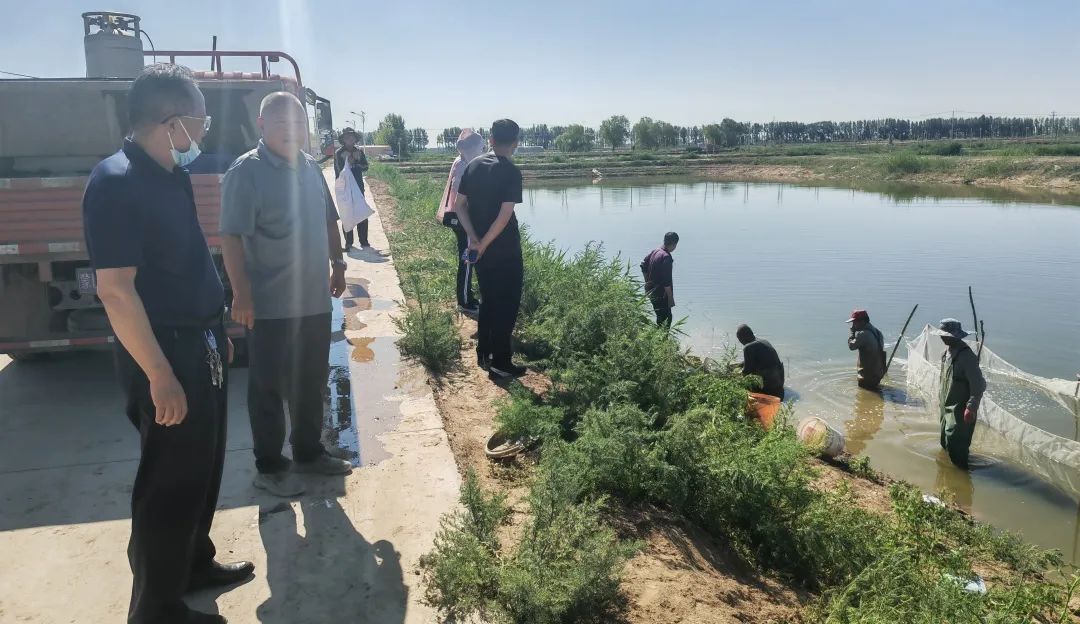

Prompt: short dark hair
xmin=490 ymin=119 xmax=520 ymax=146
xmin=128 ymin=63 xmax=199 ymax=129
xmin=736 ymin=324 xmax=755 ymax=344
xmin=664 ymin=231 xmax=680 ymax=246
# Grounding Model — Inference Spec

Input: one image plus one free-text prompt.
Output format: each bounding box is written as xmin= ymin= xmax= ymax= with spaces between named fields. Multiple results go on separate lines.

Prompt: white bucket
xmin=796 ymin=417 xmax=845 ymax=458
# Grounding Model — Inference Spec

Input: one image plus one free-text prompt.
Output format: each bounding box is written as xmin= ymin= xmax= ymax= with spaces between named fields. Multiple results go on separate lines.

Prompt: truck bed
xmin=0 ymin=174 xmax=226 ymax=262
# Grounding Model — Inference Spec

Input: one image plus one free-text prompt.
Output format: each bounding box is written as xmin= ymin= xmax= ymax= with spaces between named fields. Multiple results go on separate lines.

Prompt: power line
xmin=0 ymin=68 xmax=38 ymax=78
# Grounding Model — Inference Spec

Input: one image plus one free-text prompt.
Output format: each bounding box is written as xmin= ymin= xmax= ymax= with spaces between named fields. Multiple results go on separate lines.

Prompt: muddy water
xmin=518 ymin=178 xmax=1080 ymax=563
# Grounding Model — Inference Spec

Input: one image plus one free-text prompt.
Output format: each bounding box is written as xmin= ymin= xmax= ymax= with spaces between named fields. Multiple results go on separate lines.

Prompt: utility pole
xmin=349 ymin=110 xmax=367 ymax=145
xmin=1050 ymin=111 xmax=1057 ymax=137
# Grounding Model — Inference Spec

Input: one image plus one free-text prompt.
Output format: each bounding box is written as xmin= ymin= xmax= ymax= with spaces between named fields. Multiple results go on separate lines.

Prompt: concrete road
xmin=0 ymin=186 xmax=460 ymax=624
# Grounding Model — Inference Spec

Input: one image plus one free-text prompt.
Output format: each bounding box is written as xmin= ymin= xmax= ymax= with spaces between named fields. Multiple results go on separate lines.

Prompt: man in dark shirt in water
xmin=736 ymin=324 xmax=785 ymax=399
xmin=847 ymin=309 xmax=886 ymax=390
xmin=641 ymin=232 xmax=679 ymax=327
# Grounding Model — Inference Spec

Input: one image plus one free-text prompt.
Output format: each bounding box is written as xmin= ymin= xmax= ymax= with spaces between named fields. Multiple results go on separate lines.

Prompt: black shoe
xmin=188 ymin=560 xmax=255 ymax=592
xmin=489 ymin=362 xmax=527 ymax=378
xmin=477 ymin=350 xmax=491 ymax=370
xmin=182 ymin=611 xmax=227 ymax=624
xmin=488 ymin=367 xmax=512 ymax=383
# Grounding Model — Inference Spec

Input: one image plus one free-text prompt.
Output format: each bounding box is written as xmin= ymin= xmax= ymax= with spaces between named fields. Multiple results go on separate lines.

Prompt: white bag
xmin=334 ymin=157 xmax=374 ymax=231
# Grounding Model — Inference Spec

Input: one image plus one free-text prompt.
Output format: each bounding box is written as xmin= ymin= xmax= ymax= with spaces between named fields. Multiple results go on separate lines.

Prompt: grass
xmin=371 ymin=164 xmax=1080 ymax=623
xmin=879 ymin=151 xmax=957 ymax=176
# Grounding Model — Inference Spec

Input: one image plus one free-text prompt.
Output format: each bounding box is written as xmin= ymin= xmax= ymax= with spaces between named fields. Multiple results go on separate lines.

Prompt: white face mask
xmin=168 ymin=121 xmax=202 ymax=167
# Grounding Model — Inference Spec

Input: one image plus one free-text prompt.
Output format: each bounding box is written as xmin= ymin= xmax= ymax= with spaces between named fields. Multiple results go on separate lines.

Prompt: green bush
xmin=881 ymin=151 xmax=932 ymax=174
xmin=421 ymin=471 xmax=635 ymax=624
xmin=498 ymin=495 xmax=636 ymax=624
xmin=393 ymin=277 xmax=461 ymax=373
xmin=420 ymin=471 xmax=506 ymax=621
xmin=972 ymin=155 xmax=1022 ymax=178
xmin=1032 ymin=144 xmax=1080 ymax=156
xmin=495 ymin=388 xmax=571 ymax=442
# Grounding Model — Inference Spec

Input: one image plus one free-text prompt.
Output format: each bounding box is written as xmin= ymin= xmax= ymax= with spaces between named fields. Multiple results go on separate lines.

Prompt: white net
xmin=905 ymin=325 xmax=1080 ymax=492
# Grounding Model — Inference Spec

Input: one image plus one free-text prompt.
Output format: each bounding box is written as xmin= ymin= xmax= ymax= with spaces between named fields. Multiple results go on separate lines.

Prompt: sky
xmin=4 ymin=0 xmax=1080 ymax=134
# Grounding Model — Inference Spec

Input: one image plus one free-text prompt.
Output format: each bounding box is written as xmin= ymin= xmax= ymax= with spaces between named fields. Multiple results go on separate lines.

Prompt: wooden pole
xmin=978 ymin=320 xmax=986 ymax=359
xmin=884 ymin=304 xmax=918 ymax=376
xmin=968 ymin=286 xmax=979 ymax=343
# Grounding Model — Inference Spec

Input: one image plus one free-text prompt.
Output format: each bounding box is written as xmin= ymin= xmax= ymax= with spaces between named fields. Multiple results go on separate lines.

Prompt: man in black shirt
xmin=641 ymin=232 xmax=679 ymax=327
xmin=736 ymin=324 xmax=785 ymax=399
xmin=82 ymin=64 xmax=251 ymax=624
xmin=455 ymin=119 xmax=526 ymax=382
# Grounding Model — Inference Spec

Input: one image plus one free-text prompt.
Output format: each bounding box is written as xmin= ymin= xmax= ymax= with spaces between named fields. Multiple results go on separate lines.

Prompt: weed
xmin=847 ymin=455 xmax=879 ymax=481
xmin=393 ymin=276 xmax=461 ymax=373
xmin=1033 ymin=144 xmax=1080 ymax=156
xmin=973 ymin=155 xmax=1023 ymax=178
xmin=421 ymin=470 xmax=635 ymax=624
xmin=495 ymin=388 xmax=570 ymax=442
xmin=419 ymin=471 xmax=506 ymax=621
xmin=914 ymin=141 xmax=964 ymax=156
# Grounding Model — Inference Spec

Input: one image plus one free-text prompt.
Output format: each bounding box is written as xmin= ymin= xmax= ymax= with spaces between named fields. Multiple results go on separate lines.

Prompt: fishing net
xmin=906 ymin=325 xmax=1080 ymax=491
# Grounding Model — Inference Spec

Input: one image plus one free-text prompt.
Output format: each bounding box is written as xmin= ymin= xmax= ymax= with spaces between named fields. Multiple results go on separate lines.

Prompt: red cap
xmin=846 ymin=309 xmax=869 ymax=323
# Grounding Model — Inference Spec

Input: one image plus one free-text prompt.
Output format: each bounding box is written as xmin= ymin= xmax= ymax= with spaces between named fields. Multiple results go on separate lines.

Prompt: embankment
xmin=369 ymin=163 xmax=1080 ymax=624
xmin=395 ymin=139 xmax=1080 ymax=196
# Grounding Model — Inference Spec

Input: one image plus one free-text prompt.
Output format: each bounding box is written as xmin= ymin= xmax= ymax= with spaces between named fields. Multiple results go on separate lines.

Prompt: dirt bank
xmin=395 ymin=151 xmax=1080 ymax=197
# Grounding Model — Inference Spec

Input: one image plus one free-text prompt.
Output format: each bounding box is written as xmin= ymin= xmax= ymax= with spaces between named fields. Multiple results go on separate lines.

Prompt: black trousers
xmin=652 ymin=299 xmax=673 ymax=327
xmin=247 ymin=313 xmax=330 ymax=473
xmin=343 ymin=219 xmax=370 ymax=248
xmin=475 ymin=254 xmax=524 ymax=366
xmin=453 ymin=227 xmax=477 ymax=307
xmin=116 ymin=324 xmax=228 ymax=624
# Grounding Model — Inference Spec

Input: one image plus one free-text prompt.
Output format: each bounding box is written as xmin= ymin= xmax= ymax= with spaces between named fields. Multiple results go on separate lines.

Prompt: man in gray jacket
xmin=846 ymin=309 xmax=886 ymax=390
xmin=220 ymin=92 xmax=352 ymax=497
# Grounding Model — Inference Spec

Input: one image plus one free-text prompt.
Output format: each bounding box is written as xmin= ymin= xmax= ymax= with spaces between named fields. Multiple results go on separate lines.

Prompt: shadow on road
xmin=254 ymin=475 xmax=407 ymax=624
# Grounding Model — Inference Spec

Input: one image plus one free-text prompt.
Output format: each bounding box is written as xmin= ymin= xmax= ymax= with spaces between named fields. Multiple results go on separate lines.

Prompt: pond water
xmin=518 ymin=178 xmax=1080 ymax=564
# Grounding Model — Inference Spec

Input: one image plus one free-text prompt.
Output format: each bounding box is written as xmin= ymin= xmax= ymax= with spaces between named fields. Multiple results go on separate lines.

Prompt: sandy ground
xmin=0 ymin=180 xmax=460 ymax=624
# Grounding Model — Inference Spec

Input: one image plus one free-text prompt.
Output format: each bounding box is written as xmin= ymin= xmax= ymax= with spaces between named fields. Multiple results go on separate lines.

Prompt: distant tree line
xmin=361 ymin=112 xmax=1080 ymax=155
xmin=430 ymin=114 xmax=1080 ymax=152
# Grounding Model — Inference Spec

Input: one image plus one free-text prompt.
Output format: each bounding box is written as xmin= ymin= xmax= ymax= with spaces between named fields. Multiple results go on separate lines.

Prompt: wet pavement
xmin=0 ymin=177 xmax=460 ymax=623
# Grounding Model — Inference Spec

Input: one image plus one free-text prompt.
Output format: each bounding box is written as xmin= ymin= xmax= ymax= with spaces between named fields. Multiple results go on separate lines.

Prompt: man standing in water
xmin=846 ymin=309 xmax=886 ymax=390
xmin=736 ymin=324 xmax=785 ymax=399
xmin=641 ymin=232 xmax=679 ymax=327
xmin=455 ymin=119 xmax=527 ymax=382
xmin=934 ymin=318 xmax=986 ymax=469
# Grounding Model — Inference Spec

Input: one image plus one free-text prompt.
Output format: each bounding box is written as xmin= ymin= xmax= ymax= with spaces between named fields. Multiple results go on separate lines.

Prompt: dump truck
xmin=0 ymin=11 xmax=334 ymax=360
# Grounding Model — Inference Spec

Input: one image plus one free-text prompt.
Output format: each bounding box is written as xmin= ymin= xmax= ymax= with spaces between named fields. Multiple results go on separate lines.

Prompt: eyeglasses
xmin=162 ymin=114 xmax=213 ymax=134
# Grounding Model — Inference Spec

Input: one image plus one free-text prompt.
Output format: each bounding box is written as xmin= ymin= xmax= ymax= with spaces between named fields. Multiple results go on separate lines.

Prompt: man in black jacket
xmin=333 ymin=127 xmax=370 ymax=249
xmin=736 ymin=324 xmax=785 ymax=399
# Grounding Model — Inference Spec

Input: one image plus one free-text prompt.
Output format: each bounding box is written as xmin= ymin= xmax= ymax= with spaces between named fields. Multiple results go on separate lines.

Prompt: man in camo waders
xmin=935 ymin=318 xmax=986 ymax=469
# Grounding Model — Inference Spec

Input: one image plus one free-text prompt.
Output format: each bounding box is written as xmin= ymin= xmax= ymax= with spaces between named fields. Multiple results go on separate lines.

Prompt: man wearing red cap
xmin=846 ymin=309 xmax=886 ymax=390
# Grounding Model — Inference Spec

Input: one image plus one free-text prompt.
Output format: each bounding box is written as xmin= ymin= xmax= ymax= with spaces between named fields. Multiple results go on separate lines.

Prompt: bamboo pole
xmin=884 ymin=304 xmax=919 ymax=376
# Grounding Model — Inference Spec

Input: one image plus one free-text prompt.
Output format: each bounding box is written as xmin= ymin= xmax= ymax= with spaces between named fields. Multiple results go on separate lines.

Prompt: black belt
xmin=150 ymin=307 xmax=226 ymax=331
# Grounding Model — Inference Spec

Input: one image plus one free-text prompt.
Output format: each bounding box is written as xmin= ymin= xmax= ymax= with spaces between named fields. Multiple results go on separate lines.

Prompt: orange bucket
xmin=747 ymin=392 xmax=782 ymax=429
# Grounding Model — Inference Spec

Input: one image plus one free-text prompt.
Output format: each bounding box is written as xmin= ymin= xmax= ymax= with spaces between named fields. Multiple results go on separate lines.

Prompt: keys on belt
xmin=204 ymin=330 xmax=224 ymax=388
